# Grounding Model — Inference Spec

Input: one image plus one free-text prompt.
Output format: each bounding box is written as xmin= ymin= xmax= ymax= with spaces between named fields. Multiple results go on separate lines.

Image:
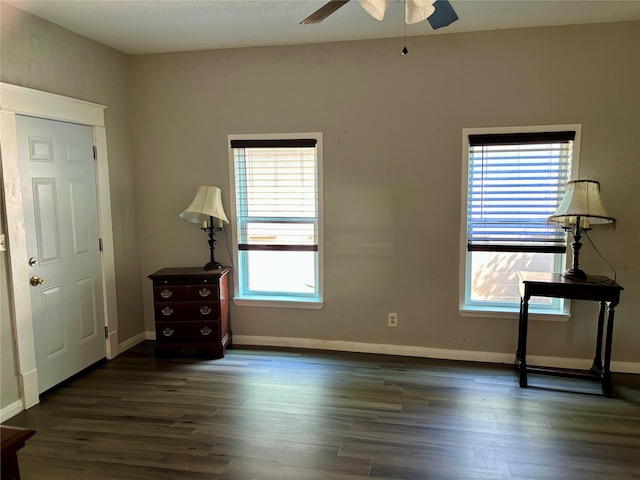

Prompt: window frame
xmin=459 ymin=125 xmax=581 ymax=320
xmin=228 ymin=132 xmax=324 ymax=309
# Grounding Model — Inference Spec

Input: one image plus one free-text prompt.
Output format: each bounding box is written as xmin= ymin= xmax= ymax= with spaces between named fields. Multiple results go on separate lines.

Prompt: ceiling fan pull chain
xmin=402 ymin=0 xmax=408 ymax=54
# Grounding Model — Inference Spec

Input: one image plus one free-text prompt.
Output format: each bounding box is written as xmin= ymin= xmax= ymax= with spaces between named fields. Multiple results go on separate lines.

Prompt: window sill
xmin=233 ymin=296 xmax=323 ymax=310
xmin=459 ymin=306 xmax=571 ymax=322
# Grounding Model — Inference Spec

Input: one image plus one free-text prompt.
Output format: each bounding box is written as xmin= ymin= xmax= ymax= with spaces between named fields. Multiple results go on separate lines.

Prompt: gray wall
xmin=1 ymin=3 xmax=638 ymax=416
xmin=130 ymin=21 xmax=639 ymax=362
xmin=0 ymin=3 xmax=144 ymax=409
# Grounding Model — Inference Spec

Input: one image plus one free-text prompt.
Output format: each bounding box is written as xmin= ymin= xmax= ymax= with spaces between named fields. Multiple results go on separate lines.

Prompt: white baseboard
xmin=0 ymin=400 xmax=24 ymax=423
xmin=233 ymin=335 xmax=640 ymax=374
xmin=21 ymin=368 xmax=39 ymax=409
xmin=146 ymin=330 xmax=156 ymax=341
xmin=118 ymin=331 xmax=147 ymax=354
xmin=106 ymin=329 xmax=119 ymax=360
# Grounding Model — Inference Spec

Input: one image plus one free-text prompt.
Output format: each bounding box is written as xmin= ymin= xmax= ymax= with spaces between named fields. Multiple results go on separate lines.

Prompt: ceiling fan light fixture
xmin=359 ymin=0 xmax=390 ymax=21
xmin=406 ymin=0 xmax=436 ymax=24
xmin=301 ymin=0 xmax=458 ymax=28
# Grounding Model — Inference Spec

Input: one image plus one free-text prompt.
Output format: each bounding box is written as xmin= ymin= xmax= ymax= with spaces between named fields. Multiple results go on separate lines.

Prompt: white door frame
xmin=1 ymin=82 xmax=119 ymax=409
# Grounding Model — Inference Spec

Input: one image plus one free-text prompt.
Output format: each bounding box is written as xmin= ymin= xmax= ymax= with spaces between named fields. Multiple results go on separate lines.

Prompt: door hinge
xmin=99 ymin=238 xmax=103 ymax=251
xmin=104 ymin=326 xmax=109 ymax=339
xmin=93 ymin=146 xmax=97 ymax=160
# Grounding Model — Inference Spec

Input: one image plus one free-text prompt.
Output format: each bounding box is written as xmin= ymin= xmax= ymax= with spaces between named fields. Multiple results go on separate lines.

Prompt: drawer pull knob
xmin=199 ymin=288 xmax=211 ymax=297
xmin=200 ymin=306 xmax=212 ymax=315
xmin=161 ymin=307 xmax=174 ymax=316
xmin=200 ymin=326 xmax=213 ymax=336
xmin=162 ymin=327 xmax=174 ymax=337
xmin=160 ymin=289 xmax=173 ymax=299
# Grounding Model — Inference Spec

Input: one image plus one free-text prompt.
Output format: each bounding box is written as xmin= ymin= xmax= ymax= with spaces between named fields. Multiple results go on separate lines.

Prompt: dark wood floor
xmin=4 ymin=341 xmax=640 ymax=479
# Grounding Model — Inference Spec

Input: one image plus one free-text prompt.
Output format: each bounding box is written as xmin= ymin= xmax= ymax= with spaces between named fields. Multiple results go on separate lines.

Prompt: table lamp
xmin=548 ymin=180 xmax=615 ymax=280
xmin=180 ymin=186 xmax=229 ymax=270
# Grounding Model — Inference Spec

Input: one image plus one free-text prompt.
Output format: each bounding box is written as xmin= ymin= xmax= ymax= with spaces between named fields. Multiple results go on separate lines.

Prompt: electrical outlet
xmin=388 ymin=312 xmax=398 ymax=327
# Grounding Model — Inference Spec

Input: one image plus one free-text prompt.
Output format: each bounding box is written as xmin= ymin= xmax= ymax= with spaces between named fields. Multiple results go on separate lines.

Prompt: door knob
xmin=30 ymin=276 xmax=45 ymax=286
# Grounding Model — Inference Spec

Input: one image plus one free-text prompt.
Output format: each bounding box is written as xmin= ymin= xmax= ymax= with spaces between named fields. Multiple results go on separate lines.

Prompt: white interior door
xmin=16 ymin=115 xmax=106 ymax=394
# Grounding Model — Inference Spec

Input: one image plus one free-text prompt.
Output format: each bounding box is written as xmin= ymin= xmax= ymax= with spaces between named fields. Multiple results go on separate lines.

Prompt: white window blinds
xmin=231 ymin=139 xmax=318 ymax=252
xmin=467 ymin=131 xmax=575 ymax=253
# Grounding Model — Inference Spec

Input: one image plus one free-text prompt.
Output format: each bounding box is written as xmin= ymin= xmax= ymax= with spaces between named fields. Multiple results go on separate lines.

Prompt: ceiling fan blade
xmin=427 ymin=0 xmax=459 ymax=30
xmin=300 ymin=0 xmax=351 ymax=25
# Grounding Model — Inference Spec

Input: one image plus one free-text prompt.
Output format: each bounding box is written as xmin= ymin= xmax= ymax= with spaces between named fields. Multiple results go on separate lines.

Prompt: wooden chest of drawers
xmin=148 ymin=267 xmax=231 ymax=358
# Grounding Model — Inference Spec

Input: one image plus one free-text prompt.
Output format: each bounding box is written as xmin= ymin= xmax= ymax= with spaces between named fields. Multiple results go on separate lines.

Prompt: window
xmin=460 ymin=126 xmax=579 ymax=316
xmin=228 ymin=134 xmax=323 ymax=307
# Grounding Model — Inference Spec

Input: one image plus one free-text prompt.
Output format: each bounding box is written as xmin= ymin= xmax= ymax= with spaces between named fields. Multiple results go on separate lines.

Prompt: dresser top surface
xmin=149 ymin=267 xmax=231 ymax=279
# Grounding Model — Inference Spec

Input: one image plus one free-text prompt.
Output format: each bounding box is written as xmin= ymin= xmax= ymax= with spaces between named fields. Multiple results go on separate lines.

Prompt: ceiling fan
xmin=301 ymin=0 xmax=459 ymax=30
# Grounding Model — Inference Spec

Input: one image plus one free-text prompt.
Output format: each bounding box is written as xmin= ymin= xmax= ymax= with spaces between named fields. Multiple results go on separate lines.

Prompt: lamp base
xmin=562 ymin=267 xmax=587 ymax=280
xmin=204 ymin=261 xmax=223 ymax=270
xmin=562 ymin=224 xmax=587 ymax=281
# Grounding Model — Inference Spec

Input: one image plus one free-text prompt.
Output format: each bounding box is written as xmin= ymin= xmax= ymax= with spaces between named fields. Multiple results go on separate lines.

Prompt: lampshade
xmin=548 ymin=180 xmax=615 ymax=227
xmin=179 ymin=186 xmax=229 ymax=225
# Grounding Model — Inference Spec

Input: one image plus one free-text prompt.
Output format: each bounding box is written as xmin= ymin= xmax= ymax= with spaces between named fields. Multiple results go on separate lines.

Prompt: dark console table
xmin=515 ymin=272 xmax=623 ymax=397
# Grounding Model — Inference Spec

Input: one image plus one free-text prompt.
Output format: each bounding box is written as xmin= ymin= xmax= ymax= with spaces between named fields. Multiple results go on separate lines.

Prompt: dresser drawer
xmin=153 ymin=285 xmax=218 ymax=302
xmin=156 ymin=320 xmax=221 ymax=343
xmin=154 ymin=302 xmax=220 ymax=320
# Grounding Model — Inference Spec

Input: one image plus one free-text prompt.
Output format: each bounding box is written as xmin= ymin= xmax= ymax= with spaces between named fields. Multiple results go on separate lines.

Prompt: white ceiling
xmin=7 ymin=0 xmax=640 ymax=55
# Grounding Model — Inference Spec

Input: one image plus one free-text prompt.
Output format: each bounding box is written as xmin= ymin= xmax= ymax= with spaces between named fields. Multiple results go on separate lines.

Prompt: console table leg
xmin=601 ymin=302 xmax=617 ymax=398
xmin=517 ymin=296 xmax=530 ymax=388
xmin=590 ymin=301 xmax=606 ymax=375
xmin=515 ymin=297 xmax=524 ymax=373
